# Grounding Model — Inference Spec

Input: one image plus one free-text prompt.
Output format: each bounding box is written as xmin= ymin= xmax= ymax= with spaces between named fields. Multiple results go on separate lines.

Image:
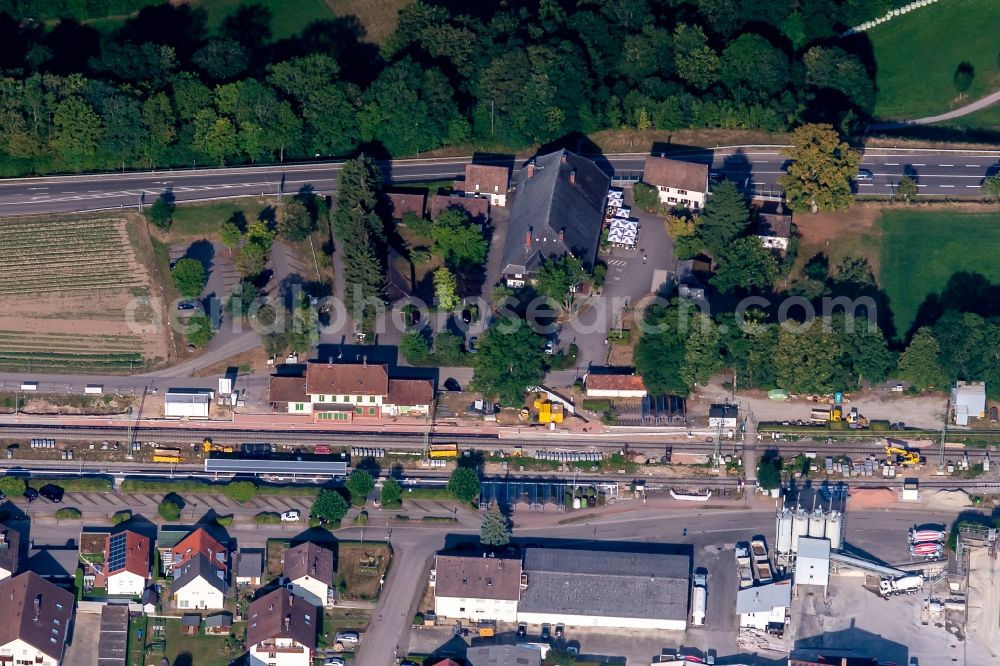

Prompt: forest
xmin=0 ymin=0 xmax=906 ymax=176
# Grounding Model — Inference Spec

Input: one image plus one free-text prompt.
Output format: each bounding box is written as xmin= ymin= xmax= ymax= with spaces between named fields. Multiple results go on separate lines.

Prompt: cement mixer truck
xmin=879 ymin=574 xmax=924 ymax=597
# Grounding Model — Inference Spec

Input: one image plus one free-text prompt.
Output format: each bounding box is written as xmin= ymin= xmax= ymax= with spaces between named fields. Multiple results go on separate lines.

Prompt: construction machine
xmin=846 ymin=406 xmax=869 ymax=429
xmin=202 ymin=438 xmax=234 ymax=454
xmin=885 ymin=441 xmax=921 ymax=466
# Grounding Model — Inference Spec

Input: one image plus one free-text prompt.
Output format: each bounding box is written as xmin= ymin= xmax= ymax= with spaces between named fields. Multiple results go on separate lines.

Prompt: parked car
xmin=544 ymin=340 xmax=555 ymax=355
xmin=334 ymin=632 xmax=359 ymax=645
xmin=517 ymin=623 xmax=527 ymax=638
xmin=324 ymin=659 xmax=346 ymax=666
xmin=541 ymin=624 xmax=551 ymax=641
xmin=39 ymin=484 xmax=64 ymax=503
xmin=23 ymin=487 xmax=38 ymax=502
xmin=555 ymin=624 xmax=564 ymax=638
xmin=0 ymin=490 xmax=5 ymax=501
xmin=280 ymin=510 xmax=300 ymax=522
xmin=467 ymin=337 xmax=478 ymax=353
xmin=855 ymin=168 xmax=875 ymax=182
xmin=443 ymin=378 xmax=461 ymax=392
xmin=177 ymin=300 xmax=198 ymax=311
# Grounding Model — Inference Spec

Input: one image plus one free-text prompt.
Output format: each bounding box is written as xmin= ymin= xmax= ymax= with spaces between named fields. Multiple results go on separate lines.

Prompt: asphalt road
xmin=1 ymin=147 xmax=999 ymax=217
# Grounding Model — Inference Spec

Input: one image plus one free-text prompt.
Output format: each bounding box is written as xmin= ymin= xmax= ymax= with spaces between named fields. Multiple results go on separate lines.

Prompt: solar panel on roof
xmin=108 ymin=533 xmax=127 ymax=573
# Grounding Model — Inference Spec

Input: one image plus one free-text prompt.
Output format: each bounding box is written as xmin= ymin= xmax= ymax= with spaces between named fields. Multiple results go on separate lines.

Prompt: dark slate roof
xmin=173 ymin=553 xmax=228 ymax=595
xmin=27 ymin=547 xmax=77 ymax=579
xmin=247 ymin=588 xmax=318 ymax=650
xmin=0 ymin=572 xmax=74 ymax=661
xmin=502 ymin=150 xmax=610 ymax=277
xmin=709 ymin=404 xmax=739 ymax=419
xmin=519 ymin=548 xmax=689 ymax=621
xmin=0 ymin=522 xmax=24 ymax=576
xmin=237 ymin=550 xmax=263 ymax=579
xmin=467 ymin=645 xmax=542 ymax=666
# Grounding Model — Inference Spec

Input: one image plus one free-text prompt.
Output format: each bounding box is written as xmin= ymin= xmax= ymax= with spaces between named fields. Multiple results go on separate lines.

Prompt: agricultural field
xmin=870 ymin=0 xmax=1000 ymax=120
xmin=0 ymin=215 xmax=169 ymax=373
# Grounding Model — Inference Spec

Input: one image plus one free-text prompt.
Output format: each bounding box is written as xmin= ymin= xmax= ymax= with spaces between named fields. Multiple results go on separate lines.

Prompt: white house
xmin=0 ymin=572 xmax=74 ymax=666
xmin=952 ymin=381 xmax=987 ymax=425
xmin=284 ymin=542 xmax=334 ymax=608
xmin=517 ymin=549 xmax=689 ymax=631
xmin=247 ymin=588 xmax=317 ymax=666
xmin=164 ymin=389 xmax=213 ymax=418
xmin=0 ymin=522 xmax=24 ymax=581
xmin=106 ymin=530 xmax=151 ymax=596
xmin=736 ymin=581 xmax=791 ymax=631
xmin=752 ymin=201 xmax=793 ymax=252
xmin=794 ymin=538 xmax=831 ymax=589
xmin=708 ymin=404 xmax=739 ymax=428
xmin=642 ymin=156 xmax=709 ymax=210
xmin=463 ymin=164 xmax=510 ymax=207
xmin=433 ymin=555 xmax=522 ymax=623
xmin=585 ymin=374 xmax=647 ymax=399
xmin=172 ymin=554 xmax=228 ymax=610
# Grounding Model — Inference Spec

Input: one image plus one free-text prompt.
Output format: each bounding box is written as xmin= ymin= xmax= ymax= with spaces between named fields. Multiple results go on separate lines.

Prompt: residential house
xmin=269 ymin=362 xmax=434 ymax=423
xmin=466 ymin=645 xmax=542 ymax=666
xmin=585 ymin=374 xmax=647 ymax=399
xmin=462 ymin=164 xmax=510 ymax=207
xmin=81 ymin=528 xmax=151 ymax=597
xmin=246 ymin=588 xmax=318 ymax=666
xmin=0 ymin=522 xmax=24 ymax=581
xmin=501 ymin=149 xmax=610 ymax=287
xmin=0 ymin=572 xmax=74 ymax=666
xmin=236 ymin=549 xmax=264 ymax=587
xmin=382 ymin=192 xmax=426 ymax=220
xmin=172 ymin=554 xmax=228 ymax=610
xmin=736 ymin=580 xmax=791 ymax=632
xmin=642 ymin=156 xmax=709 ymax=210
xmin=432 ymin=555 xmax=522 ymax=623
xmin=517 ymin=548 xmax=689 ymax=630
xmin=952 ymin=381 xmax=987 ymax=425
xmin=205 ymin=612 xmax=233 ymax=635
xmin=708 ymin=404 xmax=739 ymax=429
xmin=161 ymin=526 xmax=229 ymax=574
xmin=284 ymin=542 xmax=335 ymax=609
xmin=752 ymin=201 xmax=793 ymax=251
xmin=430 ymin=194 xmax=489 ymax=224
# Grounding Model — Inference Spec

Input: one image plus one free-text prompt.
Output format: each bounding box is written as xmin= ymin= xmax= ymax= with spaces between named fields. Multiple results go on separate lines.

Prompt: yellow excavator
xmin=885 ymin=442 xmax=921 ymax=466
xmin=202 ymin=438 xmax=234 ymax=454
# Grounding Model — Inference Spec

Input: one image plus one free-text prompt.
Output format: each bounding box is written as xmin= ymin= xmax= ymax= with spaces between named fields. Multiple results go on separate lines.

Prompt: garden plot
xmin=0 ymin=215 xmax=169 ymax=372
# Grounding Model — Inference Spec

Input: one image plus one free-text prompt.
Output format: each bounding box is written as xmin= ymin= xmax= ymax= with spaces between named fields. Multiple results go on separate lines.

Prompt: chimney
xmin=284 ymin=614 xmax=291 ymax=632
xmin=560 ymin=152 xmax=568 ymax=165
xmin=569 ymin=169 xmax=576 ymax=185
xmin=362 ymin=355 xmax=367 ymax=368
xmin=660 ymin=152 xmax=666 ymax=158
xmin=33 ymin=595 xmax=41 ymax=622
xmin=526 ymin=160 xmax=535 ymax=179
xmin=558 ymin=229 xmax=565 ymax=242
xmin=289 ymin=593 xmax=294 ymax=606
xmin=525 ymin=229 xmax=532 ymax=248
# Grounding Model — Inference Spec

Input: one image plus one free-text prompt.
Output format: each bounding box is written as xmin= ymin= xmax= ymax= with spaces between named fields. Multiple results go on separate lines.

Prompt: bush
xmin=380 ymin=477 xmax=402 ymax=509
xmin=757 ymin=456 xmax=783 ymax=491
xmin=399 ymin=331 xmax=430 ymax=364
xmin=216 ymin=515 xmax=234 ymax=527
xmin=223 ymin=481 xmax=257 ymax=503
xmin=185 ymin=313 xmax=216 ymax=347
xmin=447 ymin=467 xmax=480 ymax=503
xmin=412 ymin=613 xmax=425 ymax=625
xmin=111 ymin=510 xmax=132 ymax=525
xmin=581 ymin=399 xmax=612 ymax=412
xmin=158 ymin=496 xmax=182 ymax=521
xmin=55 ymin=507 xmax=82 ymax=520
xmin=0 ymin=475 xmax=26 ymax=496
xmin=171 ymin=258 xmax=206 ymax=299
xmin=254 ymin=511 xmax=281 ymax=525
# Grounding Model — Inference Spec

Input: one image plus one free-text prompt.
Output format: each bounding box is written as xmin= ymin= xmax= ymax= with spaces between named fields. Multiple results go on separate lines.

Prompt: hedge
xmin=55 ymin=507 xmax=82 ymax=520
xmin=121 ymin=479 xmax=318 ymax=497
xmin=254 ymin=512 xmax=282 ymax=525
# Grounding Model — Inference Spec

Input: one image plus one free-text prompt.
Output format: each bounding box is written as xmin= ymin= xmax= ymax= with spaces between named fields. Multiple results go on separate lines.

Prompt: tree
xmin=433 ymin=266 xmax=459 ymax=310
xmin=711 ymin=237 xmax=779 ymax=293
xmin=278 ymin=199 xmax=314 ymax=242
xmin=954 ymin=62 xmax=975 ymax=95
xmin=146 ymin=193 xmax=175 ymax=231
xmin=193 ymin=109 xmax=238 ymax=165
xmin=673 ymin=24 xmax=718 ymax=90
xmin=757 ymin=456 xmax=782 ymax=491
xmin=433 ymin=331 xmax=465 ymax=366
xmin=380 ymin=476 xmax=402 ymax=508
xmin=899 ymin=327 xmax=948 ymax=391
xmin=220 ymin=220 xmax=243 ymax=251
xmin=721 ymin=33 xmax=788 ymax=100
xmin=50 ymin=96 xmax=103 ymax=166
xmin=897 ymin=176 xmax=918 ymax=202
xmin=431 ymin=208 xmax=487 ymax=268
xmin=981 ymin=174 xmax=1000 ymax=202
xmin=535 ymin=255 xmax=585 ymax=311
xmin=773 ymin=323 xmax=840 ymax=394
xmin=236 ymin=241 xmax=268 ymax=278
xmin=480 ymin=500 xmax=511 ymax=546
xmin=471 ymin=321 xmax=547 ymax=405
xmin=171 ymin=258 xmax=206 ymax=299
xmin=346 ymin=470 xmax=375 ymax=505
xmin=779 ymin=124 xmax=861 ymax=213
xmin=223 ymin=481 xmax=256 ymax=503
xmin=0 ymin=475 xmax=26 ymax=497
xmin=185 ymin=313 xmax=215 ymax=347
xmin=158 ymin=496 xmax=182 ymax=521
xmin=311 ymin=489 xmax=349 ymax=525
xmin=803 ymin=46 xmax=875 ymax=112
xmin=225 ymin=280 xmax=262 ymax=317
xmin=447 ymin=467 xmax=480 ymax=503
xmin=634 ymin=304 xmax=689 ymax=396
xmin=697 ymin=181 xmax=750 ymax=256
xmin=681 ymin=313 xmax=723 ymax=387
xmin=400 ymin=331 xmax=430 ymax=364
xmin=288 ymin=299 xmax=319 ymax=353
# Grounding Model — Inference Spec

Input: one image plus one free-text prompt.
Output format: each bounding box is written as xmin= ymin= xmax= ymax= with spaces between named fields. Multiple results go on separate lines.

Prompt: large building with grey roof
xmin=516 ymin=548 xmax=690 ymax=630
xmin=501 ymin=149 xmax=610 ymax=287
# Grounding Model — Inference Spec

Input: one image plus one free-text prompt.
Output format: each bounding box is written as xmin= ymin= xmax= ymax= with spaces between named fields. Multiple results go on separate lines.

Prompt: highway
xmin=1 ymin=146 xmax=998 ymax=216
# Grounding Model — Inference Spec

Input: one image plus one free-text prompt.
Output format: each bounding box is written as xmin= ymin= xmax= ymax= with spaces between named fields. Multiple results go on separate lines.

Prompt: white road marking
xmin=940 ymin=185 xmax=955 ymax=188
xmin=885 ymin=162 xmax=899 ymax=166
xmin=966 ymin=185 xmax=981 ymax=188
xmin=858 ymin=183 xmax=874 ymax=187
xmin=917 ymin=185 xmax=928 ymax=188
xmin=912 ymin=163 xmax=926 ymax=166
xmin=939 ymin=163 xmax=954 ymax=167
xmin=966 ymin=164 xmax=980 ymax=167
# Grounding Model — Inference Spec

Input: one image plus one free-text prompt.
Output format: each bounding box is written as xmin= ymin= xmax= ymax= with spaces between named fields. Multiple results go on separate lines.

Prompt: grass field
xmin=871 ymin=0 xmax=1000 ymax=119
xmin=196 ymin=0 xmax=335 ymax=39
xmin=0 ymin=215 xmax=166 ymax=372
xmin=879 ymin=210 xmax=1000 ymax=337
xmin=163 ymin=618 xmax=236 ymax=666
xmin=932 ymin=103 xmax=1000 ymax=132
xmin=327 ymin=0 xmax=411 ymax=42
xmin=166 ymin=197 xmax=278 ymax=238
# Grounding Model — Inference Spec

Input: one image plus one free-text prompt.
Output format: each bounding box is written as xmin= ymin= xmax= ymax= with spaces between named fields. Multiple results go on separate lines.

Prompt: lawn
xmin=931 ymin=103 xmax=1000 ymax=132
xmin=879 ymin=210 xmax=1000 ymax=338
xmin=163 ymin=618 xmax=237 ymax=666
xmin=870 ymin=0 xmax=1000 ymax=119
xmin=337 ymin=542 xmax=391 ymax=600
xmin=196 ymin=0 xmax=335 ymax=39
xmin=166 ymin=197 xmax=277 ymax=238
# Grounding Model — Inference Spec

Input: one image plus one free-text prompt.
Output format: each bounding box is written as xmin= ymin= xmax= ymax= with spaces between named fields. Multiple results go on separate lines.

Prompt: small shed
xmin=236 ymin=549 xmax=263 ymax=587
xmin=164 ymin=389 xmax=213 ymax=419
xmin=181 ymin=614 xmax=201 ymax=635
xmin=708 ymin=403 xmax=739 ymax=428
xmin=204 ymin=612 xmax=232 ymax=636
xmin=952 ymin=381 xmax=986 ymax=425
xmin=141 ymin=584 xmax=159 ymax=615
